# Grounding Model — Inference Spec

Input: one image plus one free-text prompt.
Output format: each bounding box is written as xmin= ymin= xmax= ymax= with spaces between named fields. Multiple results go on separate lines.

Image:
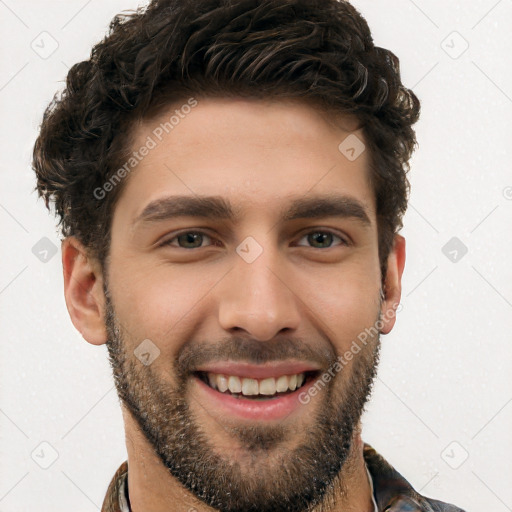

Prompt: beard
xmin=104 ymin=290 xmax=382 ymax=512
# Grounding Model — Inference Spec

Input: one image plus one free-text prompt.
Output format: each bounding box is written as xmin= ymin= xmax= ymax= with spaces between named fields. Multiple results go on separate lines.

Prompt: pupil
xmin=309 ymin=232 xmax=332 ymax=248
xmin=179 ymin=233 xmax=202 ymax=248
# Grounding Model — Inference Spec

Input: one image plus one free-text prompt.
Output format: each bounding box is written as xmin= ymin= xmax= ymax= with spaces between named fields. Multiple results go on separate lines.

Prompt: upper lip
xmin=195 ymin=361 xmax=321 ymax=380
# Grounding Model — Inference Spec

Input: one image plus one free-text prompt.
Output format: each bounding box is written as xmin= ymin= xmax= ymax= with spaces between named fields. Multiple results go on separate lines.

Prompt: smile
xmin=193 ymin=369 xmax=321 ymax=420
xmin=197 ymin=371 xmax=315 ymax=399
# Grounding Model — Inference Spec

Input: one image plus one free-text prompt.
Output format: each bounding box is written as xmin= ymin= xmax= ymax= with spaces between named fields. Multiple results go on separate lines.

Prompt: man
xmin=32 ymin=0 xmax=465 ymax=511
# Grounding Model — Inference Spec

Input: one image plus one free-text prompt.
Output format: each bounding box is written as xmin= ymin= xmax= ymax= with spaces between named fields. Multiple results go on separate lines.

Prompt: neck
xmin=309 ymin=427 xmax=375 ymax=512
xmin=123 ymin=408 xmax=374 ymax=512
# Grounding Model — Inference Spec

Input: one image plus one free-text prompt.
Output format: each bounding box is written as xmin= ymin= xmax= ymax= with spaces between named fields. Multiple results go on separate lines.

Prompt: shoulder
xmin=101 ymin=460 xmax=128 ymax=512
xmin=363 ymin=443 xmax=466 ymax=512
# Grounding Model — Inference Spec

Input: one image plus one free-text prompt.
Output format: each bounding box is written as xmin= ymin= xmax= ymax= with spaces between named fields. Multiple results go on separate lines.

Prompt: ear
xmin=379 ymin=234 xmax=406 ymax=335
xmin=61 ymin=237 xmax=107 ymax=345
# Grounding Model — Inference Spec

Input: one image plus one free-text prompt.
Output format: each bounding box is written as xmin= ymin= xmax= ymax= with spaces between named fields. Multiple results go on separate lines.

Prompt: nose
xmin=217 ymin=243 xmax=301 ymax=341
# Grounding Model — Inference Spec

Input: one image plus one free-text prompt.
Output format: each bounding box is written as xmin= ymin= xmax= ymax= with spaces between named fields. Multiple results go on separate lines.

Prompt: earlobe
xmin=61 ymin=237 xmax=107 ymax=345
xmin=380 ymin=234 xmax=406 ymax=335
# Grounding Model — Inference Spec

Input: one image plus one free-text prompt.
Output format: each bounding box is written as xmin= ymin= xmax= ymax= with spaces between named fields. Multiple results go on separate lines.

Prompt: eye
xmin=295 ymin=230 xmax=348 ymax=249
xmin=160 ymin=231 xmax=218 ymax=249
xmin=159 ymin=229 xmax=349 ymax=250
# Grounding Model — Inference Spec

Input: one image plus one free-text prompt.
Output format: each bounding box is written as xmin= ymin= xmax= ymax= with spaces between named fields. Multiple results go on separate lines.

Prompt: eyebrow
xmin=133 ymin=194 xmax=372 ymax=228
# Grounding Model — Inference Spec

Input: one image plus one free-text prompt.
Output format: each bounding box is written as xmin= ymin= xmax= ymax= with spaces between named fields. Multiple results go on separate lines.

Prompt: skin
xmin=61 ymin=96 xmax=405 ymax=512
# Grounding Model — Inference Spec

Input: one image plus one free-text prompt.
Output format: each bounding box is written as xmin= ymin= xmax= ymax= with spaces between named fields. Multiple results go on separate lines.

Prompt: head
xmin=33 ymin=1 xmax=419 ymax=511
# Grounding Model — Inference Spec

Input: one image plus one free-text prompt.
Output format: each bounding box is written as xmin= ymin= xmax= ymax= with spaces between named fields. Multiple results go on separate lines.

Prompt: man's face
xmin=104 ymin=97 xmax=388 ymax=511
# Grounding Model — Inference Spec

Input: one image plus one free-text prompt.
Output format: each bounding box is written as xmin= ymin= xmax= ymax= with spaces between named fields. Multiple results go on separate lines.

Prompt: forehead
xmin=113 ymin=96 xmax=376 ymax=228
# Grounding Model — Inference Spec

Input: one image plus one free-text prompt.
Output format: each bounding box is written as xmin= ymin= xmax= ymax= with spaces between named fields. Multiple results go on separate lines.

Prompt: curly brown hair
xmin=32 ymin=0 xmax=420 ymax=280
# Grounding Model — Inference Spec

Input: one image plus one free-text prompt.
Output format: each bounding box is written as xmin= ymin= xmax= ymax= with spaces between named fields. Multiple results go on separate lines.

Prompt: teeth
xmin=228 ymin=375 xmax=242 ymax=393
xmin=259 ymin=378 xmax=277 ymax=395
xmin=276 ymin=375 xmax=289 ymax=392
xmin=241 ymin=378 xmax=259 ymax=396
xmin=205 ymin=372 xmax=307 ymax=397
xmin=216 ymin=374 xmax=229 ymax=393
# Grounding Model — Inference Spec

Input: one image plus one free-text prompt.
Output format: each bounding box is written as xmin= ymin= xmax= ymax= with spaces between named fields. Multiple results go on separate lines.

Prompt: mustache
xmin=176 ymin=335 xmax=337 ymax=375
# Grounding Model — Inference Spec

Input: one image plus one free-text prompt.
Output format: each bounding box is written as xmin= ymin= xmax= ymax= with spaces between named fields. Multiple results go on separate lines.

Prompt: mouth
xmin=195 ymin=370 xmax=320 ymax=400
xmin=192 ymin=369 xmax=323 ymax=421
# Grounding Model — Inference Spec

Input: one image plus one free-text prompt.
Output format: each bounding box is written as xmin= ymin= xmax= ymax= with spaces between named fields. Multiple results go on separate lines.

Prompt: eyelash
xmin=159 ymin=229 xmax=350 ymax=250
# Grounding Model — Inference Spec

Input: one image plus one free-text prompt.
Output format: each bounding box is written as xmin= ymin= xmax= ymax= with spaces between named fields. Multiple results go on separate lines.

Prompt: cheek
xmin=107 ymin=261 xmax=200 ymax=342
xmin=299 ymin=265 xmax=381 ymax=351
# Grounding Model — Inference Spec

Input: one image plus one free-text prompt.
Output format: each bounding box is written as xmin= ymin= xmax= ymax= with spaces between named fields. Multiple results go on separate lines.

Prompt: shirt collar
xmin=365 ymin=461 xmax=379 ymax=512
xmin=118 ymin=474 xmax=130 ymax=512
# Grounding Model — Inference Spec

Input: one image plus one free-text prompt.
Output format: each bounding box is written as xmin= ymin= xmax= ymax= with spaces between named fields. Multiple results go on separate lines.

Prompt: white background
xmin=0 ymin=1 xmax=511 ymax=510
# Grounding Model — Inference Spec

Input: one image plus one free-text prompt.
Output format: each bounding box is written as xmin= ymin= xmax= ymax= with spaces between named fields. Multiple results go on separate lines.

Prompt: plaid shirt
xmin=101 ymin=442 xmax=466 ymax=512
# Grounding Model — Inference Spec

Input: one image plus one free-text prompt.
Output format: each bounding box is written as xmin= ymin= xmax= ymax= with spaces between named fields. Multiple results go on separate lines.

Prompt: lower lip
xmin=193 ymin=375 xmax=316 ymax=421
